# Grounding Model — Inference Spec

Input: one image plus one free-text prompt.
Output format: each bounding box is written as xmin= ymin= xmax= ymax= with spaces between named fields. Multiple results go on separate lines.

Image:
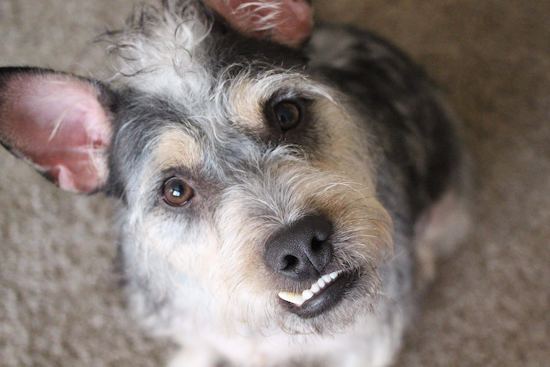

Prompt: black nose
xmin=264 ymin=214 xmax=334 ymax=281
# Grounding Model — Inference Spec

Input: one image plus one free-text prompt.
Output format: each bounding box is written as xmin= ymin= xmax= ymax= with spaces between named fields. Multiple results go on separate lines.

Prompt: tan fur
xmin=309 ymin=98 xmax=392 ymax=256
xmin=154 ymin=128 xmax=202 ymax=170
xmin=228 ymin=80 xmax=265 ymax=131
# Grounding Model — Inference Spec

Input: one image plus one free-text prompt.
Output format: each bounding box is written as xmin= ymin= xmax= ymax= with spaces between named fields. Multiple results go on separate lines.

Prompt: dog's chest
xmin=168 ymin=310 xmax=398 ymax=367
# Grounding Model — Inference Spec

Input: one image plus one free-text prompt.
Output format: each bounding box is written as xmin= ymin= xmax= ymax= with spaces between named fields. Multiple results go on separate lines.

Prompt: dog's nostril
xmin=311 ymin=235 xmax=326 ymax=253
xmin=280 ymin=254 xmax=299 ymax=271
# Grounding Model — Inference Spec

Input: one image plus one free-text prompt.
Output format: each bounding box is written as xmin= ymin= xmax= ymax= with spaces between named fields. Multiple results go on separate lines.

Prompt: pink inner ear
xmin=1 ymin=74 xmax=112 ymax=193
xmin=205 ymin=0 xmax=314 ymax=47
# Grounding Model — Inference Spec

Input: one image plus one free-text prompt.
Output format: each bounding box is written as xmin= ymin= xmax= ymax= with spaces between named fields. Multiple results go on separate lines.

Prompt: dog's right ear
xmin=203 ymin=0 xmax=314 ymax=48
xmin=0 ymin=67 xmax=115 ymax=194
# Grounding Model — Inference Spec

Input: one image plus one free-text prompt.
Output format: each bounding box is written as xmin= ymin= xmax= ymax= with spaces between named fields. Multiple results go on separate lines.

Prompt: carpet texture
xmin=1 ymin=1 xmax=548 ymax=366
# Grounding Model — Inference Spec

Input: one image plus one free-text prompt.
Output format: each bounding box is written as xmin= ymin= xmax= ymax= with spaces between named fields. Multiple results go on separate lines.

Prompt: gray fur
xmin=0 ymin=1 xmax=469 ymax=366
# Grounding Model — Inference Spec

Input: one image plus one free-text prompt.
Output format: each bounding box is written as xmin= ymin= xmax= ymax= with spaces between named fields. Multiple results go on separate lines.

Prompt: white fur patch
xmin=105 ymin=1 xmax=213 ymax=103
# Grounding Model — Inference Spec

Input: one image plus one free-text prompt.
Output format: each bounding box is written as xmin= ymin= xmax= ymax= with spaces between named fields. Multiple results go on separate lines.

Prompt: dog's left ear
xmin=0 ymin=67 xmax=115 ymax=194
xmin=204 ymin=0 xmax=314 ymax=48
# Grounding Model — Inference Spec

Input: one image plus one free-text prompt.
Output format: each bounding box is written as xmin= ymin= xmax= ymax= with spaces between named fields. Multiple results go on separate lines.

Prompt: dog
xmin=0 ymin=1 xmax=470 ymax=366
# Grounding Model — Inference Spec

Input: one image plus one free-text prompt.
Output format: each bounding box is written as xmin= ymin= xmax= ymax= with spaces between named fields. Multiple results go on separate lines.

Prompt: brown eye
xmin=162 ymin=177 xmax=194 ymax=207
xmin=272 ymin=100 xmax=302 ymax=131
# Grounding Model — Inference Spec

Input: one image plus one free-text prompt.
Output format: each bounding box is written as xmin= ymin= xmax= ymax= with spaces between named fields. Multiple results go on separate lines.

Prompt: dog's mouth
xmin=277 ymin=269 xmax=359 ymax=318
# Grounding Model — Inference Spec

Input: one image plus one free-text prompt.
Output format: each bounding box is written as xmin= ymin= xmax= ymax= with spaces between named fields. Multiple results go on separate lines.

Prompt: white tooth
xmin=311 ymin=284 xmax=321 ymax=293
xmin=329 ymin=272 xmax=339 ymax=280
xmin=322 ymin=275 xmax=332 ymax=283
xmin=278 ymin=292 xmax=304 ymax=306
xmin=302 ymin=289 xmax=314 ymax=301
xmin=318 ymin=278 xmax=326 ymax=288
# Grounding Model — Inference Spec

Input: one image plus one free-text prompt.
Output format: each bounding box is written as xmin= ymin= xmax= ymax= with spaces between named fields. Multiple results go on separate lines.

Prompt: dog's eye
xmin=162 ymin=177 xmax=194 ymax=207
xmin=272 ymin=100 xmax=302 ymax=131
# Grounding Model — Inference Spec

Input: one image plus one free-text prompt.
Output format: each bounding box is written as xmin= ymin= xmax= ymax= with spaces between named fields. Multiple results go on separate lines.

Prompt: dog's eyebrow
xmin=227 ymin=80 xmax=265 ymax=131
xmin=151 ymin=128 xmax=202 ymax=171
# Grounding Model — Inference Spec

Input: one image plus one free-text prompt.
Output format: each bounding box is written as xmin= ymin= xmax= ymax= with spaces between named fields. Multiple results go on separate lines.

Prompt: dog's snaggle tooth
xmin=302 ymin=289 xmax=314 ymax=301
xmin=278 ymin=271 xmax=346 ymax=307
xmin=278 ymin=292 xmax=304 ymax=306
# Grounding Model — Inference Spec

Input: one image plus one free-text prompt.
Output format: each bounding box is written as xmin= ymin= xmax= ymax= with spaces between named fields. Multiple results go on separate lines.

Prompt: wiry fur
xmin=1 ymin=1 xmax=469 ymax=366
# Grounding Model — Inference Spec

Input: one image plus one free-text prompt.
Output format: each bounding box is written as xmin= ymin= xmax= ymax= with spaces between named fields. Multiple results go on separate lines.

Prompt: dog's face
xmin=0 ymin=1 xmax=391 ymax=336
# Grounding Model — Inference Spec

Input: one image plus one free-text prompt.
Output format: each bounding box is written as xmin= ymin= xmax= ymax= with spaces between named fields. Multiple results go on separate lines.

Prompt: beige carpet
xmin=1 ymin=1 xmax=548 ymax=366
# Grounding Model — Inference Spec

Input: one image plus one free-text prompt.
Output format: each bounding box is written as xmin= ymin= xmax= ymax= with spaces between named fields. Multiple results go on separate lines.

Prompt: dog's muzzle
xmin=263 ymin=214 xmax=358 ymax=318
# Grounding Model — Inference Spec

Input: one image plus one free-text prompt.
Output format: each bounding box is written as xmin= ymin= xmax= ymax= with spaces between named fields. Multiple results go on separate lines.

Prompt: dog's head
xmin=0 ymin=0 xmax=391 ymax=336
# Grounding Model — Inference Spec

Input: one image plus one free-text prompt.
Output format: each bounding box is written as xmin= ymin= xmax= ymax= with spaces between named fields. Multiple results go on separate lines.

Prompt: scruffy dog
xmin=0 ymin=1 xmax=470 ymax=366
